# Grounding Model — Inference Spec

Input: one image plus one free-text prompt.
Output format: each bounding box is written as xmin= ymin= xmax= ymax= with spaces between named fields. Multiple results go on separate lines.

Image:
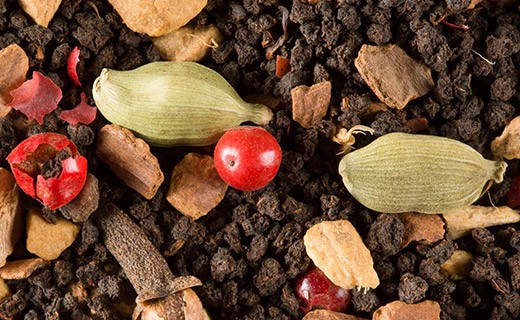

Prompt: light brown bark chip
xmin=395 ymin=213 xmax=445 ymax=248
xmin=0 ymin=258 xmax=50 ymax=280
xmin=60 ymin=173 xmax=99 ymax=223
xmin=303 ymin=310 xmax=367 ymax=320
xmin=153 ymin=25 xmax=223 ymax=62
xmin=97 ymin=124 xmax=164 ymax=200
xmin=26 ymin=208 xmax=81 ymax=261
xmin=0 ymin=279 xmax=10 ymax=302
xmin=373 ymin=300 xmax=441 ymax=320
xmin=18 ymin=0 xmax=61 ymax=27
xmin=441 ymin=250 xmax=473 ymax=281
xmin=167 ymin=153 xmax=228 ymax=220
xmin=491 ymin=116 xmax=520 ymax=160
xmin=107 ymin=0 xmax=207 ymax=37
xmin=0 ymin=168 xmax=21 ymax=268
xmin=291 ymin=81 xmax=332 ymax=128
xmin=354 ymin=44 xmax=434 ymax=109
xmin=0 ymin=44 xmax=29 ymax=118
xmin=141 ymin=289 xmax=205 ymax=320
xmin=304 ymin=220 xmax=379 ymax=290
xmin=443 ymin=206 xmax=520 ymax=240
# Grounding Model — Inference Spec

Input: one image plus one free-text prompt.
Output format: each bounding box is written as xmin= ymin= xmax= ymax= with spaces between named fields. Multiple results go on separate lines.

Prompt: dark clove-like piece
xmin=95 ymin=202 xmax=203 ymax=319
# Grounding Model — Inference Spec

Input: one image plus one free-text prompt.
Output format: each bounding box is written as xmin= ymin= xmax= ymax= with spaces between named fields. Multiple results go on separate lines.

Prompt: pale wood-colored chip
xmin=26 ymin=207 xmax=81 ymax=260
xmin=303 ymin=309 xmax=367 ymax=320
xmin=97 ymin=124 xmax=164 ymax=200
xmin=304 ymin=220 xmax=379 ymax=290
xmin=354 ymin=44 xmax=434 ymax=109
xmin=60 ymin=173 xmax=99 ymax=223
xmin=153 ymin=25 xmax=222 ymax=62
xmin=443 ymin=206 xmax=520 ymax=240
xmin=0 ymin=278 xmax=10 ymax=302
xmin=18 ymin=0 xmax=61 ymax=27
xmin=373 ymin=300 xmax=441 ymax=320
xmin=0 ymin=44 xmax=29 ymax=118
xmin=140 ymin=289 xmax=205 ymax=320
xmin=441 ymin=250 xmax=473 ymax=281
xmin=491 ymin=116 xmax=520 ymax=160
xmin=395 ymin=213 xmax=445 ymax=248
xmin=0 ymin=168 xmax=22 ymax=268
xmin=468 ymin=0 xmax=483 ymax=9
xmin=167 ymin=153 xmax=228 ymax=220
xmin=107 ymin=0 xmax=207 ymax=37
xmin=0 ymin=258 xmax=49 ymax=280
xmin=291 ymin=81 xmax=331 ymax=128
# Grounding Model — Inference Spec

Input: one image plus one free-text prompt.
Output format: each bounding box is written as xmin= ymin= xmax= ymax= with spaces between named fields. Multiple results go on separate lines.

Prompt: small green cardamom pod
xmin=339 ymin=132 xmax=507 ymax=214
xmin=92 ymin=61 xmax=273 ymax=147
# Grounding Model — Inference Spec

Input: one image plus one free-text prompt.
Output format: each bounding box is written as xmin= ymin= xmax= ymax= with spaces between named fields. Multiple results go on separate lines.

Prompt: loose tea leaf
xmin=373 ymin=300 xmax=441 ymax=320
xmin=153 ymin=25 xmax=223 ymax=62
xmin=93 ymin=61 xmax=273 ymax=147
xmin=0 ymin=44 xmax=28 ymax=118
xmin=303 ymin=220 xmax=380 ymax=290
xmin=491 ymin=115 xmax=520 ymax=160
xmin=0 ymin=168 xmax=21 ymax=268
xmin=291 ymin=81 xmax=331 ymax=128
xmin=339 ymin=133 xmax=507 ymax=213
xmin=443 ymin=205 xmax=520 ymax=239
xmin=441 ymin=250 xmax=473 ymax=281
xmin=0 ymin=258 xmax=49 ymax=280
xmin=354 ymin=44 xmax=434 ymax=109
xmin=59 ymin=173 xmax=99 ymax=223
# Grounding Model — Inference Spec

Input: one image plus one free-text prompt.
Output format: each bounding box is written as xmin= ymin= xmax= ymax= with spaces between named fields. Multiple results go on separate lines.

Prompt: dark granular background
xmin=0 ymin=0 xmax=519 ymax=319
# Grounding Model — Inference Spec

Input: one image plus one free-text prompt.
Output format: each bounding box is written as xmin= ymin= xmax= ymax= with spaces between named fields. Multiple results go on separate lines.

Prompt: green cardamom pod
xmin=92 ymin=61 xmax=273 ymax=147
xmin=339 ymin=132 xmax=507 ymax=214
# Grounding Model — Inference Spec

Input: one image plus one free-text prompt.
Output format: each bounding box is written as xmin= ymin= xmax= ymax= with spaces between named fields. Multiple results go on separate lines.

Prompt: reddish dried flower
xmin=7 ymin=133 xmax=88 ymax=210
xmin=60 ymin=93 xmax=97 ymax=125
xmin=67 ymin=46 xmax=82 ymax=86
xmin=8 ymin=71 xmax=62 ymax=124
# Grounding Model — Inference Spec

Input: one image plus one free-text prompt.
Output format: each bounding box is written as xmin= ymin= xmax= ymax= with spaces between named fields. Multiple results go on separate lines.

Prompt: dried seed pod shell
xmin=304 ymin=220 xmax=379 ymax=290
xmin=339 ymin=133 xmax=507 ymax=214
xmin=92 ymin=61 xmax=273 ymax=147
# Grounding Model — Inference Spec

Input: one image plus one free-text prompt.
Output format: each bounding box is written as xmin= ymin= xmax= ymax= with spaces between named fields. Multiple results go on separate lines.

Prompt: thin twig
xmin=471 ymin=50 xmax=496 ymax=65
xmin=440 ymin=19 xmax=470 ymax=30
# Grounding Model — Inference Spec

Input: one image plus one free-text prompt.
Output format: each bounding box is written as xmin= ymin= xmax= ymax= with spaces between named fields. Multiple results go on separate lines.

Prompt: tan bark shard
xmin=167 ymin=153 xmax=228 ymax=220
xmin=354 ymin=44 xmax=434 ymax=109
xmin=491 ymin=116 xmax=520 ymax=160
xmin=443 ymin=206 xmax=520 ymax=239
xmin=395 ymin=213 xmax=445 ymax=248
xmin=153 ymin=25 xmax=223 ymax=62
xmin=373 ymin=300 xmax=441 ymax=320
xmin=0 ymin=44 xmax=29 ymax=118
xmin=303 ymin=309 xmax=367 ymax=320
xmin=18 ymin=0 xmax=62 ymax=27
xmin=291 ymin=81 xmax=332 ymax=128
xmin=96 ymin=124 xmax=164 ymax=199
xmin=26 ymin=208 xmax=81 ymax=260
xmin=0 ymin=168 xmax=21 ymax=268
xmin=441 ymin=250 xmax=473 ymax=281
xmin=106 ymin=0 xmax=208 ymax=37
xmin=0 ymin=279 xmax=10 ymax=303
xmin=0 ymin=258 xmax=50 ymax=280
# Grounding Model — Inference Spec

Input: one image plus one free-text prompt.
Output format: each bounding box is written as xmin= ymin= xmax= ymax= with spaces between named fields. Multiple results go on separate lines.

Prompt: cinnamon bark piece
xmin=354 ymin=44 xmax=434 ymax=109
xmin=373 ymin=300 xmax=441 ymax=320
xmin=107 ymin=0 xmax=207 ymax=37
xmin=26 ymin=207 xmax=81 ymax=261
xmin=491 ymin=115 xmax=520 ymax=160
xmin=395 ymin=213 xmax=445 ymax=248
xmin=0 ymin=258 xmax=49 ymax=280
xmin=96 ymin=124 xmax=164 ymax=200
xmin=0 ymin=168 xmax=21 ymax=268
xmin=303 ymin=310 xmax=367 ymax=320
xmin=17 ymin=0 xmax=61 ymax=27
xmin=0 ymin=279 xmax=10 ymax=302
xmin=441 ymin=250 xmax=473 ymax=281
xmin=60 ymin=173 xmax=99 ymax=223
xmin=291 ymin=81 xmax=331 ymax=128
xmin=0 ymin=44 xmax=29 ymax=118
xmin=166 ymin=153 xmax=228 ymax=220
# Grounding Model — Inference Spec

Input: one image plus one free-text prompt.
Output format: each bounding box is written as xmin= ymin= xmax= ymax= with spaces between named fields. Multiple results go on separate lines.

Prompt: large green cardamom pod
xmin=339 ymin=133 xmax=507 ymax=214
xmin=92 ymin=61 xmax=273 ymax=147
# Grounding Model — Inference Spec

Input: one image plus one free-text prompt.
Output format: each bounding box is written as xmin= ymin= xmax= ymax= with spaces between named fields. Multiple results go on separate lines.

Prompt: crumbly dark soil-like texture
xmin=0 ymin=0 xmax=520 ymax=319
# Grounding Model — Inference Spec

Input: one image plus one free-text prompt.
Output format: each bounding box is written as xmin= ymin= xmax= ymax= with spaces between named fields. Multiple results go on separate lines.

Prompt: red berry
xmin=214 ymin=126 xmax=281 ymax=191
xmin=295 ymin=266 xmax=352 ymax=314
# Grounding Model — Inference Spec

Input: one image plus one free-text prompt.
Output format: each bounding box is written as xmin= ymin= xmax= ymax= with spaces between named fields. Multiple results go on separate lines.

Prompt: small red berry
xmin=295 ymin=265 xmax=352 ymax=314
xmin=214 ymin=126 xmax=282 ymax=191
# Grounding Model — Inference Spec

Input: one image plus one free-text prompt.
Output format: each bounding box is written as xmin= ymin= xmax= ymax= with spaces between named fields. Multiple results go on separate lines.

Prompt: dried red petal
xmin=60 ymin=93 xmax=97 ymax=125
xmin=8 ymin=71 xmax=62 ymax=124
xmin=507 ymin=176 xmax=520 ymax=208
xmin=275 ymin=55 xmax=291 ymax=78
xmin=67 ymin=46 xmax=82 ymax=86
xmin=6 ymin=133 xmax=88 ymax=209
